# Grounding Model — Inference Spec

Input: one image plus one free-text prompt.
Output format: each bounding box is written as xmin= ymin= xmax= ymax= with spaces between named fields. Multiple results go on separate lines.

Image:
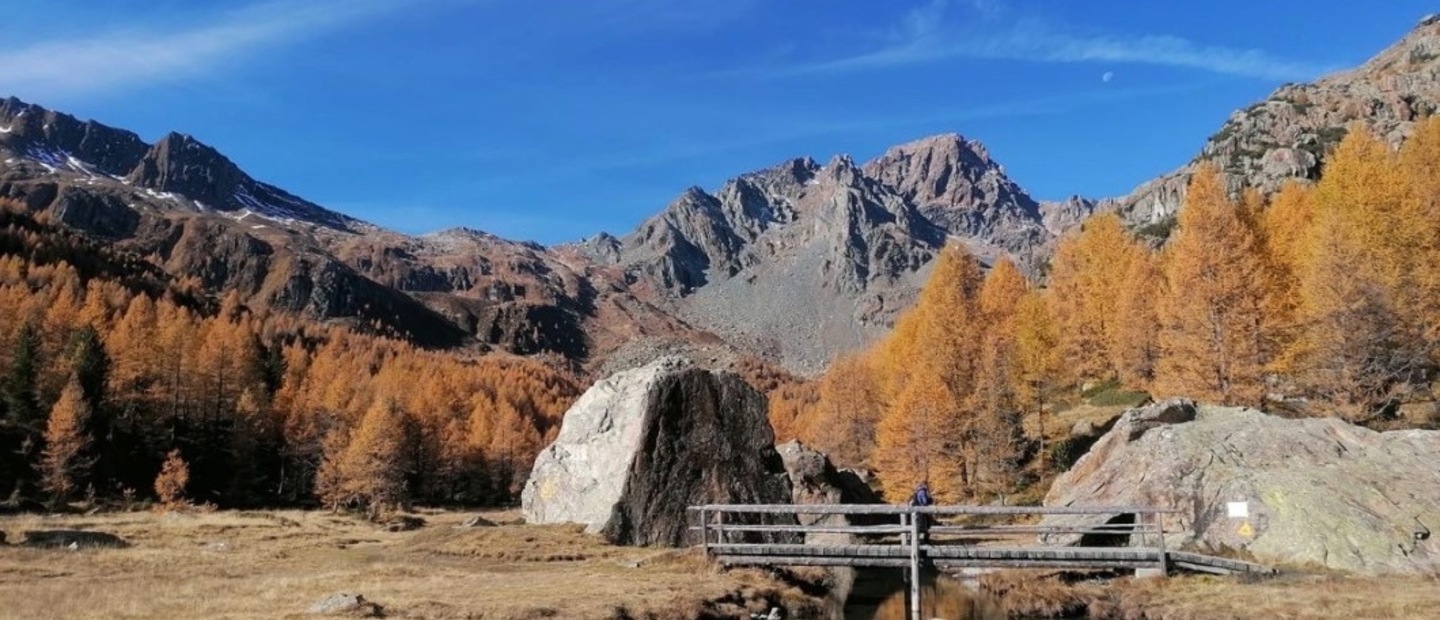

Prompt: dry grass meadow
xmin=980 ymin=569 xmax=1440 ymax=620
xmin=0 ymin=509 xmax=826 ymax=620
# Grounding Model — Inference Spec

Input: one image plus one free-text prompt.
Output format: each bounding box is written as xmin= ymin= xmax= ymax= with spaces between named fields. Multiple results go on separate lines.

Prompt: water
xmin=844 ymin=569 xmax=1006 ymax=620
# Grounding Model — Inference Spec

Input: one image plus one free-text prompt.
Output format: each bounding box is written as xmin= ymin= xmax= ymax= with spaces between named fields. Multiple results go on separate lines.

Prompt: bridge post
xmin=1134 ymin=511 xmax=1168 ymax=579
xmin=1155 ymin=511 xmax=1168 ymax=575
xmin=699 ymin=508 xmax=709 ymax=556
xmin=908 ymin=507 xmax=921 ymax=620
xmin=716 ymin=509 xmax=725 ymax=544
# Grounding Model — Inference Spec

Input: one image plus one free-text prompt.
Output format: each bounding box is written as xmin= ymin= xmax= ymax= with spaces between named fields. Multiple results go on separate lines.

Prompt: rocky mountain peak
xmin=861 ymin=133 xmax=1046 ymax=265
xmin=126 ymin=132 xmax=248 ymax=208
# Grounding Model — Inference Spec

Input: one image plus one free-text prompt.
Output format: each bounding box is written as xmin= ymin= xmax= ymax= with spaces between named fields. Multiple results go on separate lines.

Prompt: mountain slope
xmin=1112 ymin=14 xmax=1440 ymax=226
xmin=0 ymin=97 xmax=692 ymax=358
xmin=579 ymin=135 xmax=1057 ymax=373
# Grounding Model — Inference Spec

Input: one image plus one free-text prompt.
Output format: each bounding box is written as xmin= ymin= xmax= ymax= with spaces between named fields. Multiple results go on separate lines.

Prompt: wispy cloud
xmin=771 ymin=0 xmax=1339 ymax=82
xmin=0 ymin=0 xmax=430 ymax=100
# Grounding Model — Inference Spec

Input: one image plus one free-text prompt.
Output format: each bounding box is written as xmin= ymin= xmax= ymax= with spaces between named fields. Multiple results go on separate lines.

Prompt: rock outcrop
xmin=776 ymin=440 xmax=881 ymax=543
xmin=1042 ymin=399 xmax=1440 ymax=575
xmin=1110 ymin=15 xmax=1440 ymax=227
xmin=521 ymin=357 xmax=793 ymax=546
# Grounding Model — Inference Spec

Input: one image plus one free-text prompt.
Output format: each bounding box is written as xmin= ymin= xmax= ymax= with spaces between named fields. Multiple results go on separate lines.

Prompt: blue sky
xmin=0 ymin=1 xmax=1430 ymax=243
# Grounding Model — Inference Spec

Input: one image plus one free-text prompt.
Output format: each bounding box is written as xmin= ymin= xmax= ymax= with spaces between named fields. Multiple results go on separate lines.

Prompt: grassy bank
xmin=0 ymin=509 xmax=829 ymax=619
xmin=979 ymin=570 xmax=1440 ymax=619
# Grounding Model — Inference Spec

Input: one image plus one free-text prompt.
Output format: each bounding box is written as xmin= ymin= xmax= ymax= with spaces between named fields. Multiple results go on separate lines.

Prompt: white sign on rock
xmin=1227 ymin=501 xmax=1249 ymax=518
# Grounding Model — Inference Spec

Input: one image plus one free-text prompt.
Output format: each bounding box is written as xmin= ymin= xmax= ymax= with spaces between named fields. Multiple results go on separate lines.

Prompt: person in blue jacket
xmin=910 ymin=481 xmax=933 ymax=541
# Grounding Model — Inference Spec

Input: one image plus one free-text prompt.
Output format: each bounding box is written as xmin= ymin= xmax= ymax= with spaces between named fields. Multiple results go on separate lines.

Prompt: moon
xmin=1102 ymin=71 xmax=1115 ymax=83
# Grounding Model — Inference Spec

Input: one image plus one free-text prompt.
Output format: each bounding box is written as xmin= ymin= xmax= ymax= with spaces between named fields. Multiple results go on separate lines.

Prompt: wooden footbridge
xmin=688 ymin=504 xmax=1274 ymax=620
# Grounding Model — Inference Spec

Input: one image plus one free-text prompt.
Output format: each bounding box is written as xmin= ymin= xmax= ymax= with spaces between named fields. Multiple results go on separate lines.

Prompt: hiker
xmin=909 ymin=482 xmax=933 ymax=542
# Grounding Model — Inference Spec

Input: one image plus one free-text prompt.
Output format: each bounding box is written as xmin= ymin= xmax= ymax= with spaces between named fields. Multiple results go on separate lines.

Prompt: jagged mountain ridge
xmin=577 ymin=134 xmax=1065 ymax=373
xmin=0 ymin=97 xmax=694 ymax=359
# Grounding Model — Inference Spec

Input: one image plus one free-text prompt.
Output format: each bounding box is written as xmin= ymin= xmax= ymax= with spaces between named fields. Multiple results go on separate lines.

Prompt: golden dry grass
xmin=0 ymin=509 xmax=825 ymax=620
xmin=980 ymin=569 xmax=1440 ymax=620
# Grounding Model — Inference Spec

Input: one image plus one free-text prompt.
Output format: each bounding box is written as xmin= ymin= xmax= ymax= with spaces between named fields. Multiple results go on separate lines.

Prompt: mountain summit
xmin=575 ymin=133 xmax=1065 ymax=373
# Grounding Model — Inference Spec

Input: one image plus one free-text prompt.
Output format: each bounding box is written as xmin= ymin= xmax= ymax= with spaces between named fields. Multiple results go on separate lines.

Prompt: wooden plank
xmin=719 ymin=556 xmax=911 ymax=568
xmin=924 ymin=546 xmax=1155 ymax=561
xmin=685 ymin=524 xmax=909 ymax=535
xmin=1168 ymin=551 xmax=1275 ymax=574
xmin=707 ymin=544 xmax=909 ymax=557
xmin=692 ymin=504 xmax=1180 ymax=516
xmin=934 ymin=559 xmax=1149 ymax=570
xmin=928 ymin=525 xmax=1143 ymax=536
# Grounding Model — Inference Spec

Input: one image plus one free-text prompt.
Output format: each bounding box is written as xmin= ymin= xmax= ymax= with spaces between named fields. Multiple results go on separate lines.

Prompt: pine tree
xmin=70 ymin=326 xmax=109 ymax=411
xmin=872 ymin=369 xmax=963 ymax=501
xmin=41 ymin=377 xmax=93 ymax=503
xmin=970 ymin=259 xmax=1028 ymax=497
xmin=3 ymin=321 xmax=43 ymax=431
xmin=1397 ymin=117 xmax=1440 ymax=350
xmin=1154 ymin=164 xmax=1274 ymax=406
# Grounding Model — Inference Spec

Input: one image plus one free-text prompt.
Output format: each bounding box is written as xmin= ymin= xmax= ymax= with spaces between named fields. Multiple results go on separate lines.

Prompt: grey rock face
xmin=589 ymin=136 xmax=1058 ymax=374
xmin=863 ymin=134 xmax=1048 ymax=259
xmin=776 ymin=440 xmax=881 ymax=544
xmin=521 ymin=357 xmax=793 ymax=546
xmin=1042 ymin=401 xmax=1440 ymax=575
xmin=776 ymin=440 xmax=879 ymax=515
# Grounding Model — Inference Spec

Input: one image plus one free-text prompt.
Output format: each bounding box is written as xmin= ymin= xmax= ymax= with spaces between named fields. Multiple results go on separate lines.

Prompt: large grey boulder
xmin=521 ymin=357 xmax=792 ymax=546
xmin=1042 ymin=399 xmax=1440 ymax=574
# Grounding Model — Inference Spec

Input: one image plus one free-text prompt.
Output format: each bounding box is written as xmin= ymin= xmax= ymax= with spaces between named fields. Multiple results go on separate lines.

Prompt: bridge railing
xmin=685 ymin=503 xmax=1179 ymax=571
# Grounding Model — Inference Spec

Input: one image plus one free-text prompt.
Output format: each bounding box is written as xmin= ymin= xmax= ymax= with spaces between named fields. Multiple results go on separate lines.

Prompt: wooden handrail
xmin=688 ymin=504 xmax=1181 ymax=516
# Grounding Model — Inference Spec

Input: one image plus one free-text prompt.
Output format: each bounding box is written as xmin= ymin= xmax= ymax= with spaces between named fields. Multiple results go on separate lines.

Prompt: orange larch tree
xmin=1046 ymin=213 xmax=1142 ymax=386
xmin=1154 ymin=164 xmax=1275 ymax=406
xmin=40 ymin=377 xmax=93 ymax=502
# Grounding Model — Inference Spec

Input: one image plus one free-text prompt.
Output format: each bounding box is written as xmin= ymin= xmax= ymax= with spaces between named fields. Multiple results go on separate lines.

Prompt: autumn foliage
xmin=154 ymin=449 xmax=190 ymax=507
xmin=0 ymin=205 xmax=580 ymax=508
xmin=777 ymin=119 xmax=1440 ymax=500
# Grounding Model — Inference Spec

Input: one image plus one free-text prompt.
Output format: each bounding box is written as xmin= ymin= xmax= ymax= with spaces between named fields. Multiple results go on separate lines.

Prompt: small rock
xmin=378 ymin=515 xmax=425 ymax=532
xmin=308 ymin=593 xmax=383 ymax=617
xmin=455 ymin=515 xmax=497 ymax=529
xmin=203 ymin=540 xmax=232 ymax=552
xmin=1070 ymin=420 xmax=1097 ymax=438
